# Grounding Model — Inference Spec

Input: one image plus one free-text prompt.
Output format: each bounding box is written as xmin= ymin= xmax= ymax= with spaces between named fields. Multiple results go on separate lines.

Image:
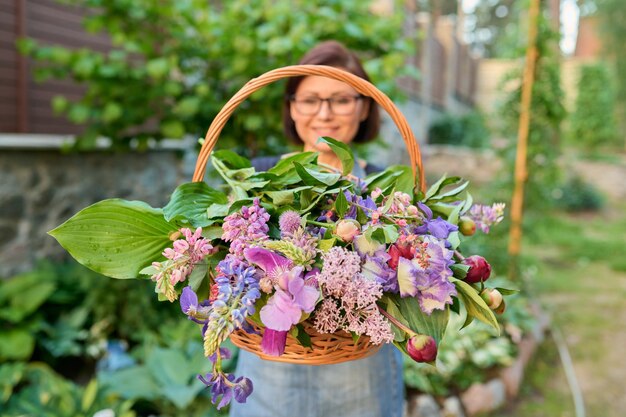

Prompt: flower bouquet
xmin=49 ymin=65 xmax=512 ymax=409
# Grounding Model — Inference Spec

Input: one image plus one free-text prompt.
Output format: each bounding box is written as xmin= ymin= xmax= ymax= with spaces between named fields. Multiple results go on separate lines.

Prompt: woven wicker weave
xmin=193 ymin=65 xmax=425 ymax=365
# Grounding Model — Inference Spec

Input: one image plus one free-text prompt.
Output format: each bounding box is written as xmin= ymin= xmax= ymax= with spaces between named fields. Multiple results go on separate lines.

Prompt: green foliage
xmin=594 ymin=0 xmax=626 ymax=140
xmin=495 ymin=6 xmax=567 ymax=212
xmin=428 ymin=111 xmax=491 ymax=148
xmin=553 ymin=175 xmax=605 ymax=212
xmin=462 ymin=0 xmax=522 ymax=58
xmin=0 ymin=363 xmax=135 ymax=417
xmin=0 ymin=269 xmax=56 ymax=360
xmin=18 ymin=0 xmax=413 ymax=154
xmin=569 ymin=63 xmax=620 ymax=149
xmin=403 ymin=314 xmax=516 ymax=396
xmin=1 ymin=261 xmax=182 ymax=366
xmin=98 ymin=343 xmax=218 ymax=414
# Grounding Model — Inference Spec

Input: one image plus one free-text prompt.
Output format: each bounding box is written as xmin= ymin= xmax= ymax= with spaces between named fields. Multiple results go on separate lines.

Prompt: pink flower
xmin=335 ymin=219 xmax=361 ymax=242
xmin=279 ymin=210 xmax=301 ymax=235
xmin=261 ymin=329 xmax=288 ymax=356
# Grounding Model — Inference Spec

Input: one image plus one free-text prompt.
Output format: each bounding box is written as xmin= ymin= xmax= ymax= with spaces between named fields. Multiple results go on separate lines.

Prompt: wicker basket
xmin=193 ymin=65 xmax=425 ymax=365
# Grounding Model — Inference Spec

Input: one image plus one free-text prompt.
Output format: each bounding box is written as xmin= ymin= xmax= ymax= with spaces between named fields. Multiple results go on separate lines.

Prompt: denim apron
xmin=229 ymin=345 xmax=404 ymax=417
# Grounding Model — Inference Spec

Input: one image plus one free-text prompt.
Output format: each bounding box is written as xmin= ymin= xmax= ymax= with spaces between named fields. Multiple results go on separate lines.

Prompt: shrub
xmin=553 ymin=175 xmax=605 ymax=212
xmin=569 ymin=63 xmax=620 ymax=150
xmin=18 ymin=0 xmax=414 ymax=155
xmin=428 ymin=111 xmax=490 ymax=148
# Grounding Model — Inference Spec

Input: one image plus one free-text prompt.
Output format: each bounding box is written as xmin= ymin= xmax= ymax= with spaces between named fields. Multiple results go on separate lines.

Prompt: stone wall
xmin=0 ymin=148 xmax=186 ymax=278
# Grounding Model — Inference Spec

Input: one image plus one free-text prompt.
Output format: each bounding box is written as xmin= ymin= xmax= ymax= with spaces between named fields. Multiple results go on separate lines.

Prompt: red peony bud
xmin=480 ymin=288 xmax=503 ymax=310
xmin=458 ymin=216 xmax=476 ymax=236
xmin=463 ymin=255 xmax=492 ymax=283
xmin=407 ymin=334 xmax=438 ymax=362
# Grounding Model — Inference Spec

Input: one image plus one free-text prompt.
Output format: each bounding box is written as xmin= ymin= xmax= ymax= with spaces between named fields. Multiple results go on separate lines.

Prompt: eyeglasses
xmin=290 ymin=94 xmax=364 ymax=116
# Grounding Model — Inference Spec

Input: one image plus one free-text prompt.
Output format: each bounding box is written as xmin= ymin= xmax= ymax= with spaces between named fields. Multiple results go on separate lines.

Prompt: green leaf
xmin=160 ymin=120 xmax=185 ymax=138
xmin=385 ymin=294 xmax=449 ymax=345
xmin=495 ymin=287 xmax=519 ymax=295
xmin=146 ymin=57 xmax=170 ymax=79
xmin=318 ymin=238 xmax=336 ymax=252
xmin=267 ymin=152 xmax=317 ymax=176
xmin=462 ymin=192 xmax=474 ymax=213
xmin=81 ymin=379 xmax=98 ymax=411
xmin=451 ymin=278 xmax=500 ymax=333
xmin=424 ymin=174 xmax=462 ymax=200
xmin=0 ymin=329 xmax=34 ymax=361
xmin=0 ymin=272 xmax=56 ymax=322
xmin=428 ymin=181 xmax=469 ymax=202
xmin=365 ymin=166 xmax=414 ymax=198
xmin=212 ymin=149 xmax=252 ymax=169
xmin=294 ymin=324 xmax=312 ymax=348
xmin=211 ymin=152 xmax=267 ymax=200
xmin=188 ymin=262 xmax=208 ymax=292
xmin=317 ymin=137 xmax=354 ymax=176
xmin=335 ymin=189 xmax=348 ymax=217
xmin=293 ymin=162 xmax=341 ymax=187
xmin=202 ymin=226 xmax=224 ymax=240
xmin=207 ymin=202 xmax=230 ymax=219
xmin=48 ymin=199 xmax=178 ymax=279
xmin=99 ymin=367 xmax=160 ymax=400
xmin=450 ymin=263 xmax=470 ymax=279
xmin=266 ymin=186 xmax=312 ymax=205
xmin=163 ymin=182 xmax=228 ymax=226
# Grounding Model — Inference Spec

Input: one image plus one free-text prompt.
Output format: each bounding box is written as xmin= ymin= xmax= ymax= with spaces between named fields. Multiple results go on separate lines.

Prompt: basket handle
xmin=192 ymin=64 xmax=425 ymax=191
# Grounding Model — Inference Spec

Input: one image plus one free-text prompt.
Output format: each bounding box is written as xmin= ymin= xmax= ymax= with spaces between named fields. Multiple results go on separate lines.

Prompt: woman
xmin=230 ymin=41 xmax=405 ymax=417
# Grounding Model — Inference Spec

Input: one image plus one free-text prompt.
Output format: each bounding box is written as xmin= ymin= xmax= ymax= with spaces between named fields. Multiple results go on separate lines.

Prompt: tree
xmin=592 ymin=0 xmax=626 ymax=142
xmin=19 ymin=0 xmax=414 ymax=155
xmin=569 ymin=63 xmax=619 ymax=149
xmin=496 ymin=0 xmax=566 ymax=210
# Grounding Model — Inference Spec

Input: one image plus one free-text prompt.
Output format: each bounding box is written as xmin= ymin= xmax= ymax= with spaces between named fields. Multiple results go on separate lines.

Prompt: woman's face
xmin=290 ymin=75 xmax=369 ymax=153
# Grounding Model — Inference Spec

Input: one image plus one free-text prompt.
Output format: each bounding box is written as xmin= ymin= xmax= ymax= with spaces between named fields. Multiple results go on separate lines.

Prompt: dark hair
xmin=283 ymin=40 xmax=380 ymax=144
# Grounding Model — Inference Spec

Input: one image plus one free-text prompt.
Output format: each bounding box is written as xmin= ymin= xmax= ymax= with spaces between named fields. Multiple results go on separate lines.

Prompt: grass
xmin=487 ymin=200 xmax=626 ymax=417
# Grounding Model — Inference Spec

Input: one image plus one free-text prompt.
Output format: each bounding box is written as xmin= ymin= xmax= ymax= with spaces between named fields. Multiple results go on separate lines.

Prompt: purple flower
xmin=261 ymin=328 xmax=288 ymax=356
xmin=180 ymin=286 xmax=198 ymax=315
xmin=198 ymin=372 xmax=233 ymax=409
xmin=415 ymin=203 xmax=458 ymax=239
xmin=342 ymin=190 xmax=377 ymax=219
xmin=246 ymin=247 xmax=319 ymax=332
xmin=232 ymin=376 xmax=254 ymax=403
xmin=468 ymin=203 xmax=505 ymax=233
xmin=198 ymin=370 xmax=253 ymax=409
xmin=396 ymin=237 xmax=457 ymax=314
xmin=361 ymin=255 xmax=399 ymax=293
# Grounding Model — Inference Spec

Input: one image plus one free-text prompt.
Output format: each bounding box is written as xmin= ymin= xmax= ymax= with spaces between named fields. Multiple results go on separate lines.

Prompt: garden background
xmin=1 ymin=0 xmax=624 ymax=416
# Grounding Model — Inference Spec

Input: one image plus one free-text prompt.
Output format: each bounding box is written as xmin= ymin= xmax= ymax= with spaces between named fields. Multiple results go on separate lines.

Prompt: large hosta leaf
xmin=163 ymin=182 xmax=228 ymax=227
xmin=49 ymin=199 xmax=178 ymax=279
